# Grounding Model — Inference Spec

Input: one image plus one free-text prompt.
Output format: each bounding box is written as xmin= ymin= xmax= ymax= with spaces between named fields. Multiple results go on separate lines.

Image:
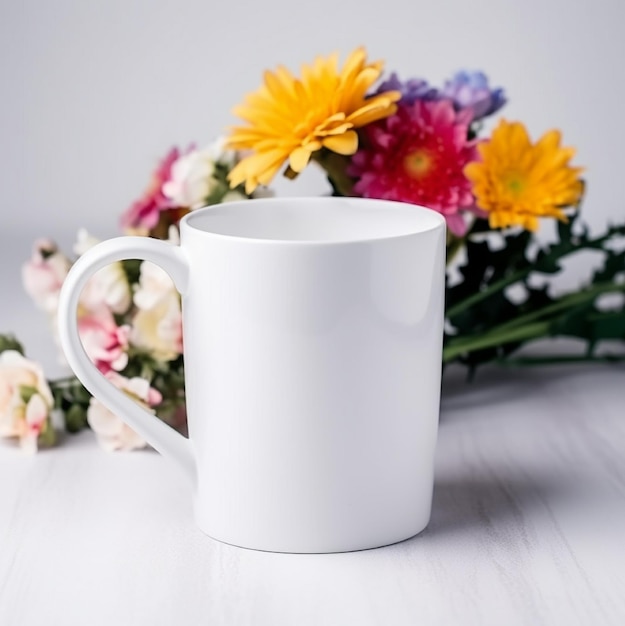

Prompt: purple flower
xmin=376 ymin=72 xmax=440 ymax=105
xmin=441 ymin=71 xmax=506 ymax=121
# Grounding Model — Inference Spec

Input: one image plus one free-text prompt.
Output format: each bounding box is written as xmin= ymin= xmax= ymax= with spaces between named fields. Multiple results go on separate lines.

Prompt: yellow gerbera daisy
xmin=226 ymin=47 xmax=401 ymax=194
xmin=464 ymin=119 xmax=584 ymax=231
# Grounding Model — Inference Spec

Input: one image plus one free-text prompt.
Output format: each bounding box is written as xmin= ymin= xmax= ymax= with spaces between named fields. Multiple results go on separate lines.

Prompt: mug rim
xmin=180 ymin=196 xmax=446 ymax=246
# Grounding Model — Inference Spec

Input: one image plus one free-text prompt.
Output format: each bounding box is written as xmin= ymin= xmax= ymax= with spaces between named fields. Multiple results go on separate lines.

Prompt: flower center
xmin=503 ymin=171 xmax=527 ymax=197
xmin=403 ymin=149 xmax=433 ymax=179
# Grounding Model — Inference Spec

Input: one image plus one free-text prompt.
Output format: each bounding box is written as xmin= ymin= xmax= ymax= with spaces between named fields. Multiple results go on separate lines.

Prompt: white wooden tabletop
xmin=0 ymin=360 xmax=623 ymax=626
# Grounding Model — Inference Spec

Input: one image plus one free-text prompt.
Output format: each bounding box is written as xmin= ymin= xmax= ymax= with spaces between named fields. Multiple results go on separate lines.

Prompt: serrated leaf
xmin=592 ymin=249 xmax=625 ymax=283
xmin=444 ymin=210 xmax=625 ymax=372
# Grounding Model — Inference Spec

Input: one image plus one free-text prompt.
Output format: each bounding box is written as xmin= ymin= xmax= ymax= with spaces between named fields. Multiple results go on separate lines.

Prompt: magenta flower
xmin=349 ymin=100 xmax=478 ymax=236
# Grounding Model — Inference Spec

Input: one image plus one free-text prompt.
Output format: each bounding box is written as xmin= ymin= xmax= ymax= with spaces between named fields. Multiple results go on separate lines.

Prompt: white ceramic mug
xmin=58 ymin=197 xmax=446 ymax=553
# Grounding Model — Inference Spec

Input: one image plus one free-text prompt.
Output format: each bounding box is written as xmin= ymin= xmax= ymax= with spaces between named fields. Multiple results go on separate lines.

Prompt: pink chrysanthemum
xmin=349 ymin=100 xmax=478 ymax=235
xmin=120 ymin=147 xmax=183 ymax=232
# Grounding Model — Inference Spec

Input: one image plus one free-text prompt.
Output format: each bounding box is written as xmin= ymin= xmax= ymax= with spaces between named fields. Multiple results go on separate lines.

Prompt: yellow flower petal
xmin=289 ymin=146 xmax=313 ymax=173
xmin=315 ymin=121 xmax=353 ymax=137
xmin=228 ymin=148 xmax=286 ymax=192
xmin=346 ymin=96 xmax=400 ymax=127
xmin=321 ymin=130 xmax=358 ymax=155
xmin=225 ymin=47 xmax=398 ymax=189
xmin=466 ymin=120 xmax=583 ymax=231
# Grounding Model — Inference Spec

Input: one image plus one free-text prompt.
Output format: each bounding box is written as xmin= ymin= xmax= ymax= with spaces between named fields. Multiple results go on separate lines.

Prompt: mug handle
xmin=57 ymin=236 xmax=196 ymax=487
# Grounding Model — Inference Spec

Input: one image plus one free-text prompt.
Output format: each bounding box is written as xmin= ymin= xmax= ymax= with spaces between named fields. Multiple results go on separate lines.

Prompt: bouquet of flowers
xmin=2 ymin=47 xmax=623 ymax=453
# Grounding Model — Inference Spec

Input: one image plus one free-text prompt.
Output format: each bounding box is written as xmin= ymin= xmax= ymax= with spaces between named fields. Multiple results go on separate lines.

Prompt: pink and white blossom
xmin=120 ymin=147 xmax=185 ymax=233
xmin=87 ymin=373 xmax=162 ymax=452
xmin=22 ymin=239 xmax=71 ymax=314
xmin=78 ymin=311 xmax=130 ymax=374
xmin=162 ymin=138 xmax=236 ymax=209
xmin=0 ymin=351 xmax=54 ymax=453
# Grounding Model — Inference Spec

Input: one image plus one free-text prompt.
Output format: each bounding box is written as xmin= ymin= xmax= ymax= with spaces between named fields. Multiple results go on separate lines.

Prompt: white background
xmin=1 ymin=0 xmax=625 ymax=368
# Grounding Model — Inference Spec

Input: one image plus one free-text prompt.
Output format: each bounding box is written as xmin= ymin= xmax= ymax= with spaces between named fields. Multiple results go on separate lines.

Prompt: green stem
xmin=487 ymin=281 xmax=625 ymax=335
xmin=497 ymin=354 xmax=625 ymax=367
xmin=312 ymin=151 xmax=355 ymax=197
xmin=446 ymin=267 xmax=532 ymax=320
xmin=443 ymin=321 xmax=551 ymax=363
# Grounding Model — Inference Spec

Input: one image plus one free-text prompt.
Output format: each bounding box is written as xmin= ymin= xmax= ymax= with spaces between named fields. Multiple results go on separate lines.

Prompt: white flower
xmin=0 ymin=351 xmax=54 ymax=453
xmin=133 ymin=261 xmax=174 ymax=310
xmin=87 ymin=373 xmax=162 ymax=452
xmin=132 ymin=293 xmax=183 ymax=361
xmin=205 ymin=136 xmax=237 ymax=166
xmin=75 ymin=230 xmax=131 ymax=315
xmin=131 ymin=261 xmax=183 ymax=361
xmin=73 ymin=229 xmax=101 ymax=256
xmin=162 ymin=137 xmax=236 ymax=209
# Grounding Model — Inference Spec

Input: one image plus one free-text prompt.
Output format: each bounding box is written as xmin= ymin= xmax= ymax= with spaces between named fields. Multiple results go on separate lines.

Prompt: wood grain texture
xmin=0 ymin=363 xmax=624 ymax=626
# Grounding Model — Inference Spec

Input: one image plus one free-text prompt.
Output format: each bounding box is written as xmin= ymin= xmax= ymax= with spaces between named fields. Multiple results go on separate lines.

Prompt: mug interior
xmin=183 ymin=197 xmax=445 ymax=243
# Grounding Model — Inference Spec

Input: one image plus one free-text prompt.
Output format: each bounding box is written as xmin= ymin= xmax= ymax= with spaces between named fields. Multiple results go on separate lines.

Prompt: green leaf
xmin=73 ymin=382 xmax=92 ymax=404
xmin=19 ymin=385 xmax=38 ymax=405
xmin=444 ymin=206 xmax=625 ymax=373
xmin=121 ymin=258 xmax=142 ymax=287
xmin=0 ymin=334 xmax=24 ymax=355
xmin=592 ymin=248 xmax=625 ymax=283
xmin=65 ymin=404 xmax=89 ymax=433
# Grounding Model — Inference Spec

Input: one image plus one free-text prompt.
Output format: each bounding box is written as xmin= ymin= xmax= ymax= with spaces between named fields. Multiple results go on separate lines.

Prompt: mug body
xmin=180 ymin=197 xmax=446 ymax=553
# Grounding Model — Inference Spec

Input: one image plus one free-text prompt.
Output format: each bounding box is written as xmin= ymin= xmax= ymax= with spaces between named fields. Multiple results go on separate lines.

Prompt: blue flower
xmin=441 ymin=71 xmax=506 ymax=120
xmin=376 ymin=72 xmax=440 ymax=105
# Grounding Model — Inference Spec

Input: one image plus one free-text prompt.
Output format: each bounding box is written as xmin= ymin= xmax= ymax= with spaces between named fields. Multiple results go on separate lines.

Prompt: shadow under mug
xmin=57 ymin=197 xmax=446 ymax=553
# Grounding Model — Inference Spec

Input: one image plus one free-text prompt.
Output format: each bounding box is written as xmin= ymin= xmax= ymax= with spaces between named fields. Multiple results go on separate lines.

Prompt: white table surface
xmin=1 ymin=359 xmax=624 ymax=626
